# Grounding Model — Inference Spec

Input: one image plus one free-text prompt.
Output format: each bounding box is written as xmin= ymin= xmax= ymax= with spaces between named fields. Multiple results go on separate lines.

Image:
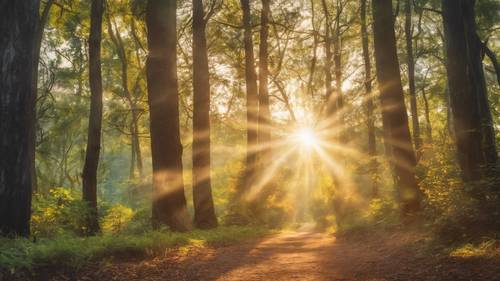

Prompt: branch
xmin=483 ymin=43 xmax=500 ymax=87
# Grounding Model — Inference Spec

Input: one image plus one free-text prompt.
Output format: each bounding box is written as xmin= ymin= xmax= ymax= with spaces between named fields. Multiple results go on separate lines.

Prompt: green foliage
xmin=419 ymin=141 xmax=500 ymax=243
xmin=31 ymin=188 xmax=91 ymax=237
xmin=101 ymin=204 xmax=134 ymax=234
xmin=0 ymin=226 xmax=271 ymax=270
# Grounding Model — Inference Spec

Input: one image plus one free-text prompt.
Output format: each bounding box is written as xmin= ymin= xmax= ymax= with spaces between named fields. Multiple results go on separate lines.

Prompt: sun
xmin=294 ymin=127 xmax=318 ymax=148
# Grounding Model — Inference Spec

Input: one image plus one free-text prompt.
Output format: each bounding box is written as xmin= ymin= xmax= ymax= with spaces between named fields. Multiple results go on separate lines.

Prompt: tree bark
xmin=442 ymin=0 xmax=487 ymax=181
xmin=0 ymin=0 xmax=39 ymax=237
xmin=241 ymin=0 xmax=259 ymax=194
xmin=333 ymin=1 xmax=344 ymax=120
xmin=321 ymin=0 xmax=336 ymax=117
xmin=372 ymin=0 xmax=421 ymax=216
xmin=258 ymin=0 xmax=271 ymax=153
xmin=462 ymin=1 xmax=497 ymax=166
xmin=82 ymin=0 xmax=104 ymax=235
xmin=146 ymin=0 xmax=190 ymax=232
xmin=307 ymin=0 xmax=319 ymax=98
xmin=192 ymin=0 xmax=218 ymax=229
xmin=404 ymin=0 xmax=422 ymax=158
xmin=360 ymin=0 xmax=378 ymax=198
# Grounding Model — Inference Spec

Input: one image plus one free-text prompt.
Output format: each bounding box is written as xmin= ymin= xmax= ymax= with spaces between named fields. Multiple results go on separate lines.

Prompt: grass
xmin=0 ymin=226 xmax=272 ymax=270
xmin=448 ymin=239 xmax=500 ymax=257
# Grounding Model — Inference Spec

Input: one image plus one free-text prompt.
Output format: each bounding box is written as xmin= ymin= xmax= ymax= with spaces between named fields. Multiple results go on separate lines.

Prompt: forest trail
xmin=43 ymin=229 xmax=499 ymax=281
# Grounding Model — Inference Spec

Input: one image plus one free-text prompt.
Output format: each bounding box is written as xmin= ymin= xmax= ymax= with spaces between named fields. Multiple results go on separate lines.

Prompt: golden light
xmin=294 ymin=127 xmax=318 ymax=148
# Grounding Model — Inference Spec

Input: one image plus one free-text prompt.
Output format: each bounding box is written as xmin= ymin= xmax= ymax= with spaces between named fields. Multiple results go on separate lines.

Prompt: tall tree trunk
xmin=307 ymin=0 xmax=318 ymax=98
xmin=258 ymin=0 xmax=271 ymax=153
xmin=241 ymin=0 xmax=259 ymax=194
xmin=404 ymin=0 xmax=421 ymax=158
xmin=146 ymin=0 xmax=190 ymax=232
xmin=462 ymin=1 xmax=497 ymax=166
xmin=442 ymin=0 xmax=486 ymax=181
xmin=192 ymin=0 xmax=218 ymax=229
xmin=82 ymin=0 xmax=104 ymax=235
xmin=372 ymin=0 xmax=421 ymax=216
xmin=333 ymin=1 xmax=344 ymax=119
xmin=321 ymin=0 xmax=336 ymax=117
xmin=0 ymin=0 xmax=39 ymax=237
xmin=360 ymin=0 xmax=378 ymax=198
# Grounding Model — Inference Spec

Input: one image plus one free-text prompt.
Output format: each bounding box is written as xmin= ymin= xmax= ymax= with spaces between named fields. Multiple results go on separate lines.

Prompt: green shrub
xmin=31 ymin=188 xmax=91 ymax=237
xmin=101 ymin=204 xmax=134 ymax=234
xmin=0 ymin=226 xmax=271 ymax=270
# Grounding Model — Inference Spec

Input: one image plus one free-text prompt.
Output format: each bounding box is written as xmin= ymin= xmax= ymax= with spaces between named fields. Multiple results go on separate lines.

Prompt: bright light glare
xmin=294 ymin=127 xmax=318 ymax=148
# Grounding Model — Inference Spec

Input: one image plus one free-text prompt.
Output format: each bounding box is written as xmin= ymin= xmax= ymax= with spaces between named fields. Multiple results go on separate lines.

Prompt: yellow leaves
xmin=101 ymin=204 xmax=134 ymax=234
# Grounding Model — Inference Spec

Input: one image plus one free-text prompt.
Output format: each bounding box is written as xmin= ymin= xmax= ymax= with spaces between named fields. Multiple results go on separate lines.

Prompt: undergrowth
xmin=0 ymin=226 xmax=271 ymax=270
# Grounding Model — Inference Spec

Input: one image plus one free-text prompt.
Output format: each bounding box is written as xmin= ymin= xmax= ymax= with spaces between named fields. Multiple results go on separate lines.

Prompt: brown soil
xmin=5 ymin=230 xmax=500 ymax=281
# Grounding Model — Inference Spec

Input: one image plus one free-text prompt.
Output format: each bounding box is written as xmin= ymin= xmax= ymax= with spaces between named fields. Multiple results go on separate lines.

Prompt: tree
xmin=258 ymin=0 xmax=272 ymax=156
xmin=106 ymin=10 xmax=144 ymax=179
xmin=441 ymin=0 xmax=497 ymax=181
xmin=360 ymin=0 xmax=378 ymax=197
xmin=82 ymin=0 xmax=104 ymax=235
xmin=321 ymin=0 xmax=335 ymax=117
xmin=31 ymin=0 xmax=55 ymax=194
xmin=461 ymin=1 xmax=497 ymax=166
xmin=372 ymin=0 xmax=421 ymax=216
xmin=192 ymin=0 xmax=218 ymax=229
xmin=146 ymin=0 xmax=190 ymax=231
xmin=404 ymin=0 xmax=422 ymax=157
xmin=241 ymin=0 xmax=259 ymax=195
xmin=0 ymin=0 xmax=39 ymax=237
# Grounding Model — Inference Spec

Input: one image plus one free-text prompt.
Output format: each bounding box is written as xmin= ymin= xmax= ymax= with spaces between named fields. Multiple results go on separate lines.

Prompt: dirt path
xmin=20 ymin=230 xmax=500 ymax=281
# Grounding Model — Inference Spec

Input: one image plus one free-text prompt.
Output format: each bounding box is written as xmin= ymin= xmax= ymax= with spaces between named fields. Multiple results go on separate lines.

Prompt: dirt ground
xmin=6 ymin=230 xmax=500 ymax=281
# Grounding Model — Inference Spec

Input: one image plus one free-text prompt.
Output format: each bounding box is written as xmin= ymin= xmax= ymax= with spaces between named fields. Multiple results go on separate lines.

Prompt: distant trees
xmin=404 ymin=0 xmax=422 ymax=158
xmin=321 ymin=0 xmax=334 ymax=117
xmin=31 ymin=0 xmax=55 ymax=194
xmin=106 ymin=10 xmax=144 ymax=180
xmin=146 ymin=0 xmax=190 ymax=231
xmin=241 ymin=0 xmax=259 ymax=194
xmin=257 ymin=0 xmax=272 ymax=161
xmin=192 ymin=0 xmax=218 ymax=229
xmin=372 ymin=0 xmax=421 ymax=216
xmin=442 ymin=0 xmax=498 ymax=181
xmin=360 ymin=0 xmax=378 ymax=197
xmin=0 ymin=0 xmax=40 ymax=236
xmin=82 ymin=0 xmax=104 ymax=235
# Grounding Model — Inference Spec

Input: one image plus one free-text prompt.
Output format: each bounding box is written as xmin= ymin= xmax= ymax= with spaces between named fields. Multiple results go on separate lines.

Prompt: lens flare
xmin=294 ymin=127 xmax=318 ymax=148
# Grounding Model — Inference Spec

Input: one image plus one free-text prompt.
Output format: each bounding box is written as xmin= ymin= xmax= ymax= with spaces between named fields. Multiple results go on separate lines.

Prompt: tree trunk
xmin=192 ymin=0 xmax=218 ymax=229
xmin=462 ymin=1 xmax=497 ymax=166
xmin=321 ymin=0 xmax=336 ymax=117
xmin=442 ymin=0 xmax=486 ymax=181
xmin=0 ymin=0 xmax=39 ymax=237
xmin=333 ymin=1 xmax=344 ymax=119
xmin=82 ymin=0 xmax=104 ymax=235
xmin=258 ymin=0 xmax=271 ymax=153
xmin=404 ymin=0 xmax=421 ymax=159
xmin=241 ymin=0 xmax=259 ymax=194
xmin=422 ymin=85 xmax=433 ymax=144
xmin=360 ymin=0 xmax=378 ymax=198
xmin=307 ymin=0 xmax=318 ymax=98
xmin=372 ymin=0 xmax=421 ymax=216
xmin=146 ymin=0 xmax=190 ymax=232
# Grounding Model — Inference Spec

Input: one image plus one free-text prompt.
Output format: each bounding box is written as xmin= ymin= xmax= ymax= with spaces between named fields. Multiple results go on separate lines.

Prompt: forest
xmin=0 ymin=0 xmax=499 ymax=280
